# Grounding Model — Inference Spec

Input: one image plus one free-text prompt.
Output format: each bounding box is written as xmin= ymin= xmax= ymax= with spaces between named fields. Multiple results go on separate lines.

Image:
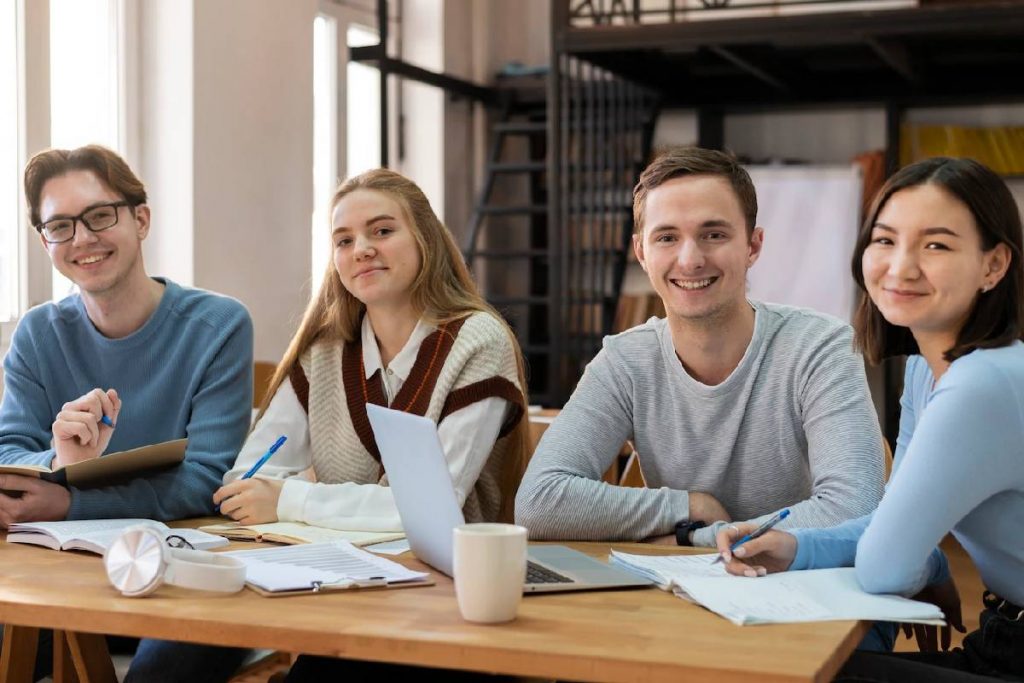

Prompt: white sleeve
xmin=276 ymin=397 xmax=509 ymax=532
xmin=223 ymin=379 xmax=312 ymax=484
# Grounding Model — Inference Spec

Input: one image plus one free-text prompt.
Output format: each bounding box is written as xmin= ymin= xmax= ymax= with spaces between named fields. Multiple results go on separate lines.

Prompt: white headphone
xmin=104 ymin=525 xmax=247 ymax=598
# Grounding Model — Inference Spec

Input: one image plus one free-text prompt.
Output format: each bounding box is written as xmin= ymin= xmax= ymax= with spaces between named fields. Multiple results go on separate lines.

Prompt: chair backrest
xmin=253 ymin=361 xmax=276 ymax=409
xmin=883 ymin=438 xmax=894 ymax=482
xmin=618 ymin=445 xmax=646 ymax=487
xmin=526 ymin=410 xmax=641 ymax=486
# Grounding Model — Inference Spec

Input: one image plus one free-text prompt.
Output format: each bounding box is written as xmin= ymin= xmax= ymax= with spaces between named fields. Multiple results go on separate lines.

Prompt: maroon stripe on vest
xmin=392 ymin=316 xmax=468 ymax=415
xmin=343 ymin=316 xmax=470 ymax=463
xmin=289 ymin=363 xmax=310 ymax=414
xmin=439 ymin=377 xmax=525 ymax=438
xmin=343 ymin=343 xmax=387 ymax=461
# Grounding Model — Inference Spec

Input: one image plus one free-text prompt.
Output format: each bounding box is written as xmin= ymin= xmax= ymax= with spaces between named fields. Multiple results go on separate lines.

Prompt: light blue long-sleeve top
xmin=789 ymin=344 xmax=1024 ymax=606
xmin=0 ymin=278 xmax=253 ymax=521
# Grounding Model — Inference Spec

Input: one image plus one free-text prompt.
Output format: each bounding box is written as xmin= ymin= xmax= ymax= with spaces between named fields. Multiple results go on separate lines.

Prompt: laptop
xmin=367 ymin=404 xmax=653 ymax=594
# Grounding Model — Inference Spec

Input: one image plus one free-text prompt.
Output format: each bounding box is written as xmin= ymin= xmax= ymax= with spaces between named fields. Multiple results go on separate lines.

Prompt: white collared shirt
xmin=224 ymin=316 xmax=510 ymax=531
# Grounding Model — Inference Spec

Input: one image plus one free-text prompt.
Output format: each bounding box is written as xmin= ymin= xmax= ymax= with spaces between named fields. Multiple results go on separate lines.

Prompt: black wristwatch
xmin=675 ymin=520 xmax=706 ymax=546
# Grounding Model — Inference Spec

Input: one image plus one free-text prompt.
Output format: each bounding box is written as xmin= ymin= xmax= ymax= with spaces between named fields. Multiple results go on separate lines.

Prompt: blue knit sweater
xmin=0 ymin=278 xmax=253 ymax=520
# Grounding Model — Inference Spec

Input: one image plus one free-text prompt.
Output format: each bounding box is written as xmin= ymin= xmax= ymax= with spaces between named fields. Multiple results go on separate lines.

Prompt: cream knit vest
xmin=290 ymin=312 xmax=524 ymax=523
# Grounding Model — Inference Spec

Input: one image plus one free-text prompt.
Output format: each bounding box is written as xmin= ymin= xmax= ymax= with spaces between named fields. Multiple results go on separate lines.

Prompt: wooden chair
xmin=253 ymin=360 xmax=276 ymax=409
xmin=883 ymin=437 xmax=894 ymax=482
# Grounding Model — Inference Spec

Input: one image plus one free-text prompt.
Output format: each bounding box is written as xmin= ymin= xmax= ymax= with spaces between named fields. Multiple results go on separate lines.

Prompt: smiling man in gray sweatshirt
xmin=516 ymin=147 xmax=883 ymax=548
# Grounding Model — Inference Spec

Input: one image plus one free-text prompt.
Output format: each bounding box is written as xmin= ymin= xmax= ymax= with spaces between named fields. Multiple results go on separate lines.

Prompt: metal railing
xmin=568 ymin=0 xmax=917 ymax=26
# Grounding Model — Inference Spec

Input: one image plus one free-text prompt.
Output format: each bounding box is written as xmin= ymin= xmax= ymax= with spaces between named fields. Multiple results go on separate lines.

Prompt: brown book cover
xmin=0 ymin=439 xmax=187 ymax=489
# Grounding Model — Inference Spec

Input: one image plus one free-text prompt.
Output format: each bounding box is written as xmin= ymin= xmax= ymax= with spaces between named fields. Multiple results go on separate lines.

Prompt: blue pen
xmin=711 ymin=508 xmax=790 ymax=564
xmin=216 ymin=435 xmax=287 ymax=513
xmin=241 ymin=435 xmax=288 ymax=480
xmin=100 ymin=415 xmax=115 ymax=427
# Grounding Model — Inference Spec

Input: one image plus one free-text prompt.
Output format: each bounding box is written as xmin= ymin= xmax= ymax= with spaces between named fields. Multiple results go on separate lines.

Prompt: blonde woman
xmin=216 ymin=168 xmax=529 ymax=530
xmin=127 ymin=169 xmax=528 ymax=683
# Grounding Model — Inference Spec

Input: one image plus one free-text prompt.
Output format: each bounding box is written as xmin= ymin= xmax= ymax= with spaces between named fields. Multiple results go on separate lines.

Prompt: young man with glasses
xmin=0 ymin=144 xmax=253 ymax=526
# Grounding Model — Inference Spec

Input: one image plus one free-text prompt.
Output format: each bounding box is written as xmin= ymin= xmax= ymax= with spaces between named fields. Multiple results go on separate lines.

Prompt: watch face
xmin=104 ymin=526 xmax=167 ymax=597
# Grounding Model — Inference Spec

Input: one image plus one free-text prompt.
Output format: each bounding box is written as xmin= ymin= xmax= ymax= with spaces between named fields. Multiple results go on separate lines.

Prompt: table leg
xmin=0 ymin=625 xmax=40 ymax=683
xmin=53 ymin=630 xmax=79 ymax=683
xmin=65 ymin=631 xmax=116 ymax=683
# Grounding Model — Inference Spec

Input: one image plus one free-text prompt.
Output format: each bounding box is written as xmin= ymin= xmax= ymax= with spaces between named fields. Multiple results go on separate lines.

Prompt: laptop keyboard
xmin=526 ymin=561 xmax=574 ymax=585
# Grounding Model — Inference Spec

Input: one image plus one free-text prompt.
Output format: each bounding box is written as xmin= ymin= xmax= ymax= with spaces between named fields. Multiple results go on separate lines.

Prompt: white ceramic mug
xmin=453 ymin=523 xmax=527 ymax=624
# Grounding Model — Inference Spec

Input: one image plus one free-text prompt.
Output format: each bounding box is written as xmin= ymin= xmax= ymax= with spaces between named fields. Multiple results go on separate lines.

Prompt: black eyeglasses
xmin=164 ymin=535 xmax=196 ymax=550
xmin=36 ymin=201 xmax=134 ymax=244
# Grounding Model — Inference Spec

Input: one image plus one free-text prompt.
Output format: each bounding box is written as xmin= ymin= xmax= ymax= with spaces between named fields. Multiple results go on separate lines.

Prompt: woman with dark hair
xmin=713 ymin=157 xmax=1024 ymax=682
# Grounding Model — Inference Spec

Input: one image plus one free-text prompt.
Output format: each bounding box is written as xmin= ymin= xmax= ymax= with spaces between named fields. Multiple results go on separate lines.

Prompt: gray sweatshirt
xmin=515 ymin=301 xmax=884 ymax=547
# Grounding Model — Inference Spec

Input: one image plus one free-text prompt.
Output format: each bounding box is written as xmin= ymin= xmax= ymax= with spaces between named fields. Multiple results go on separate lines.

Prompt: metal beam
xmin=867 ymin=38 xmax=918 ymax=84
xmin=561 ymin=4 xmax=1024 ymax=53
xmin=350 ymin=46 xmax=499 ymax=107
xmin=708 ymin=45 xmax=790 ymax=93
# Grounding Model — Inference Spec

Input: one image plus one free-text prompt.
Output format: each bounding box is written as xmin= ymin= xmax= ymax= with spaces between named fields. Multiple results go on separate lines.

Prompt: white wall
xmin=192 ymin=0 xmax=315 ymax=363
xmin=138 ymin=0 xmax=194 ymax=287
xmin=138 ymin=0 xmax=316 ymax=363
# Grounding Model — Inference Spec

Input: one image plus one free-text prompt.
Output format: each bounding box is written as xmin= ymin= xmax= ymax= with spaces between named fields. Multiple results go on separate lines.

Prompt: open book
xmin=224 ymin=541 xmax=430 ymax=596
xmin=610 ymin=551 xmax=945 ymax=627
xmin=7 ymin=519 xmax=229 ymax=555
xmin=199 ymin=521 xmax=404 ymax=547
xmin=0 ymin=439 xmax=187 ymax=488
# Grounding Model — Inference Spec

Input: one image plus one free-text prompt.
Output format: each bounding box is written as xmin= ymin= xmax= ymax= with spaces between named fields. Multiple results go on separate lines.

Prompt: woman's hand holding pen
xmin=51 ymin=388 xmax=121 ymax=469
xmin=213 ymin=478 xmax=284 ymax=525
xmin=714 ymin=522 xmax=797 ymax=577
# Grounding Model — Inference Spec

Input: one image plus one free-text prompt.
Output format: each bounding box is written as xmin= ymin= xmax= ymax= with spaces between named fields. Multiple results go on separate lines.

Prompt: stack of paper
xmin=610 ymin=552 xmax=945 ymax=627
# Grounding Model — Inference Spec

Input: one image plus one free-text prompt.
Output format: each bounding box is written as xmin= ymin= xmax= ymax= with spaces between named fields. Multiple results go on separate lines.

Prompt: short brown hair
xmin=852 ymin=157 xmax=1024 ymax=364
xmin=24 ymin=145 xmax=147 ymax=227
xmin=633 ymin=147 xmax=757 ymax=234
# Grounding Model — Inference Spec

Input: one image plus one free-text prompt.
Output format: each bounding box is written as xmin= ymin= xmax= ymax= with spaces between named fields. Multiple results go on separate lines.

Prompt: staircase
xmin=465 ymin=67 xmax=658 ymax=406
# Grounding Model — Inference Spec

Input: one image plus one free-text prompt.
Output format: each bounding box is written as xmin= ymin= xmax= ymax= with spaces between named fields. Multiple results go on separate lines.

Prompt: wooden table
xmin=0 ymin=534 xmax=868 ymax=683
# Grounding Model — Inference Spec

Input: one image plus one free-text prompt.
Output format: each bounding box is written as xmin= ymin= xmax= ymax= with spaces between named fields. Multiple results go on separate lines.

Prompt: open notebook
xmin=610 ymin=552 xmax=945 ymax=627
xmin=7 ymin=519 xmax=228 ymax=554
xmin=199 ymin=521 xmax=404 ymax=547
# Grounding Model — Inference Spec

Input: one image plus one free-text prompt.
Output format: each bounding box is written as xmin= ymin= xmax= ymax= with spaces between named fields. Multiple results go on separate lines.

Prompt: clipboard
xmin=246 ymin=576 xmax=435 ymax=598
xmin=224 ymin=541 xmax=432 ymax=598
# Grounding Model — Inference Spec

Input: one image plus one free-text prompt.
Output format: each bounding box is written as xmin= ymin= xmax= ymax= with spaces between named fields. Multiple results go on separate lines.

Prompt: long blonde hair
xmin=262 ymin=168 xmax=530 ymax=521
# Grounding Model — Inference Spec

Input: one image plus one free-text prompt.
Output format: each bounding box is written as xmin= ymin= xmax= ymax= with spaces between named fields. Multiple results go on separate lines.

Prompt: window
xmin=311 ymin=8 xmax=381 ymax=285
xmin=346 ymin=25 xmax=381 ymax=179
xmin=1 ymin=2 xmax=19 ymax=324
xmin=49 ymin=0 xmax=121 ymax=301
xmin=312 ymin=14 xmax=338 ymax=286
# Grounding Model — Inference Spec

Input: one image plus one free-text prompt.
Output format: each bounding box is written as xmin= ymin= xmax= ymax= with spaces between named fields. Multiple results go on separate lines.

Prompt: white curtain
xmin=746 ymin=165 xmax=863 ymax=322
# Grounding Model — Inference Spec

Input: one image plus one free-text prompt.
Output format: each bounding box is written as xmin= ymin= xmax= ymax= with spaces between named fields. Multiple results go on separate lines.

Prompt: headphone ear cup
xmin=104 ymin=525 xmax=169 ymax=598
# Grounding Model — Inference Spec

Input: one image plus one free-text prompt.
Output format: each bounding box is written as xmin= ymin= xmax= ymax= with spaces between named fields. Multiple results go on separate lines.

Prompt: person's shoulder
xmin=457 ymin=310 xmax=507 ymax=339
xmin=757 ymin=300 xmax=850 ymax=337
xmin=14 ymin=295 xmax=84 ymax=339
xmin=756 ymin=301 xmax=854 ymax=357
xmin=452 ymin=311 xmax=517 ymax=356
xmin=165 ymin=279 xmax=252 ymax=331
xmin=946 ymin=342 xmax=1024 ymax=397
xmin=602 ymin=316 xmax=665 ymax=353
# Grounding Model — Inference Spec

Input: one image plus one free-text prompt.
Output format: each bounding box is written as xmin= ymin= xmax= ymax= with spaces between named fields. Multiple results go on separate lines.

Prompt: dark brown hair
xmin=633 ymin=146 xmax=757 ymax=234
xmin=24 ymin=145 xmax=147 ymax=226
xmin=852 ymin=157 xmax=1024 ymax=364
